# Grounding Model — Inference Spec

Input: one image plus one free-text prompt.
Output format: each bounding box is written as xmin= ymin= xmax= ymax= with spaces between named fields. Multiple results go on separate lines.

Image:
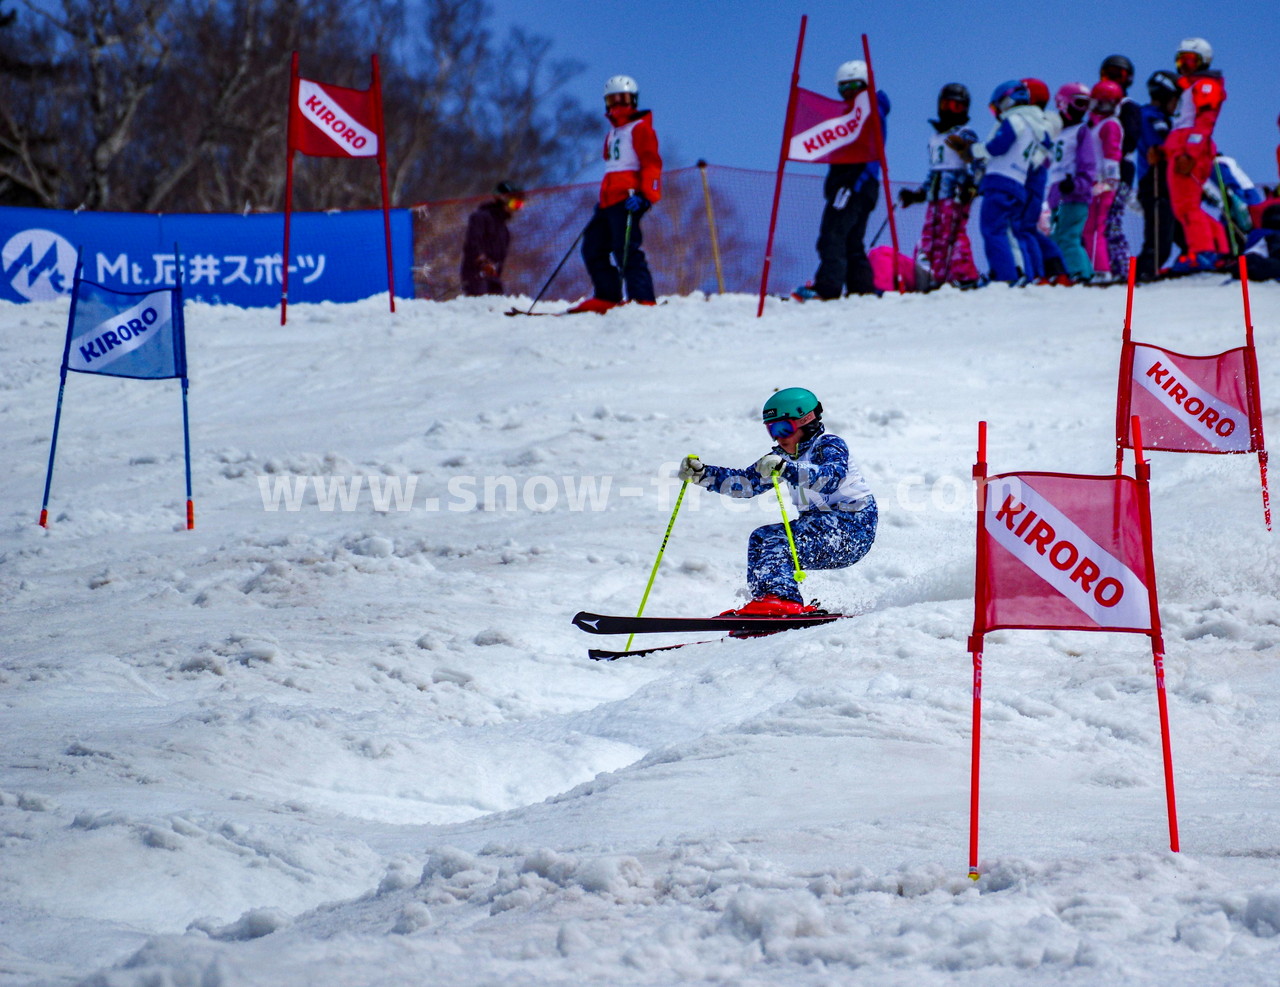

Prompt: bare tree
xmin=0 ymin=0 xmax=596 ymax=212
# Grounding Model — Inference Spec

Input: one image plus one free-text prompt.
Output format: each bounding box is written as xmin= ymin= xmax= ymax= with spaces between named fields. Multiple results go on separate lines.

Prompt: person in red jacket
xmin=1164 ymin=37 xmax=1228 ymax=273
xmin=568 ymin=74 xmax=663 ymax=314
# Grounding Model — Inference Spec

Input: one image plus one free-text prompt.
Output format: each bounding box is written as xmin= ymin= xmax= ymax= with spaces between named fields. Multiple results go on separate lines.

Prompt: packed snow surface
xmin=3 ymin=279 xmax=1280 ymax=985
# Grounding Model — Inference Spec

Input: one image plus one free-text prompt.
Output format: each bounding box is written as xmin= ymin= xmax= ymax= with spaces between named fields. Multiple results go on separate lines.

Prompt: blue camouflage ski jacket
xmin=697 ymin=430 xmax=874 ymax=513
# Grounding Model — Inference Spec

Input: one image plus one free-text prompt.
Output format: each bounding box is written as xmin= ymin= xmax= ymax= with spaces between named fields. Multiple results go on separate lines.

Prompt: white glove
xmin=754 ymin=453 xmax=785 ymax=479
xmin=677 ymin=455 xmax=706 ymax=483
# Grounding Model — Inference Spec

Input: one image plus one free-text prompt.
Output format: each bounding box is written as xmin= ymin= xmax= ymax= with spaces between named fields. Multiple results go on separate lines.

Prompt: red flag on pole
xmin=289 ymin=77 xmax=380 ymax=158
xmin=785 ymin=88 xmax=880 ymax=164
xmin=1114 ymin=257 xmax=1270 ymax=526
xmin=968 ymin=419 xmax=1178 ymax=880
xmin=979 ymin=471 xmax=1155 ymax=633
xmin=281 ymin=52 xmax=395 ymax=326
xmin=756 ymin=27 xmax=901 ymax=316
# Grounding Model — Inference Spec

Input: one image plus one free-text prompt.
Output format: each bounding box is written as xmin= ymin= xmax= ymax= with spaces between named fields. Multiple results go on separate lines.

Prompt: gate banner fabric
xmin=980 ymin=471 xmax=1153 ymax=633
xmin=786 ymin=87 xmax=879 ymax=165
xmin=65 ymin=278 xmax=183 ymax=380
xmin=1120 ymin=342 xmax=1256 ymax=454
xmin=290 ymin=78 xmax=380 ymax=158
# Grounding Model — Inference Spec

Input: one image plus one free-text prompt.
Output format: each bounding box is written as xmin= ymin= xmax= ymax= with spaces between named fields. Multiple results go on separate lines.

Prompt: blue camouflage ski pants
xmin=747 ymin=501 xmax=878 ymax=602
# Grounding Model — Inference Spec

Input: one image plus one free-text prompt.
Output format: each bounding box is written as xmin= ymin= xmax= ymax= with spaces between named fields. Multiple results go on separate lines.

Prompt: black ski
xmin=572 ymin=610 xmax=845 ymax=636
xmin=505 ymin=307 xmax=560 ymax=317
xmin=587 ymin=639 xmax=719 ymax=661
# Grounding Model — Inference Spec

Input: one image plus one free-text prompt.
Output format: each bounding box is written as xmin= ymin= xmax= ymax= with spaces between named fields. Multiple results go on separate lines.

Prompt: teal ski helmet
xmin=762 ymin=387 xmax=823 ymax=440
xmin=762 ymin=387 xmax=821 ymax=423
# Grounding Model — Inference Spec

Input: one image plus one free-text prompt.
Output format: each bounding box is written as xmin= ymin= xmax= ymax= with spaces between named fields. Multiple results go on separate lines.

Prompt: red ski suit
xmin=1165 ymin=70 xmax=1227 ymax=256
xmin=600 ymin=108 xmax=662 ymax=207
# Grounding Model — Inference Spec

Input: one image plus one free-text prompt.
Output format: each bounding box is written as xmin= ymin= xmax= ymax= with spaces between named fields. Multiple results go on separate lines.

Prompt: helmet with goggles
xmin=1090 ymin=78 xmax=1123 ymax=112
xmin=1055 ymin=81 xmax=1091 ymax=116
xmin=603 ymin=74 xmax=638 ymax=108
xmin=1175 ymin=38 xmax=1212 ymax=74
xmin=1100 ymin=54 xmax=1135 ymax=90
xmin=762 ymin=387 xmax=823 ymax=440
xmin=989 ymin=79 xmax=1030 ymax=115
xmin=835 ymin=60 xmax=868 ymax=99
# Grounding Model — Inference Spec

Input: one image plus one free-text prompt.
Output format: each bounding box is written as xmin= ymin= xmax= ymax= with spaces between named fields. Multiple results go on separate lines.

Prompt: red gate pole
xmin=756 ymin=15 xmax=807 ymax=318
xmin=968 ymin=420 xmax=990 ymax=878
xmin=861 ymin=34 xmax=903 ymax=292
xmin=372 ymin=54 xmax=396 ymax=314
xmin=1238 ymin=256 xmax=1270 ymax=528
xmin=1131 ymin=416 xmax=1180 ymax=852
xmin=1114 ymin=257 xmax=1138 ymax=472
xmin=281 ymin=51 xmax=300 ymax=326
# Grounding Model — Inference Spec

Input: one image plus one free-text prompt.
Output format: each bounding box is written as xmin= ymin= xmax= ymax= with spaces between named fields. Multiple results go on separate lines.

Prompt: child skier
xmin=1016 ymin=78 xmax=1069 ymax=284
xmin=1135 ymin=71 xmax=1182 ymax=280
xmin=1165 ymin=37 xmax=1228 ymax=273
xmin=676 ymin=387 xmax=877 ymax=616
xmin=1084 ymin=79 xmax=1125 ymax=282
xmin=567 ymin=74 xmax=662 ymax=313
xmin=897 ymin=82 xmax=982 ymax=287
xmin=1098 ymin=55 xmax=1143 ymax=280
xmin=955 ymin=80 xmax=1044 ymax=284
xmin=1048 ymin=82 xmax=1098 ymax=282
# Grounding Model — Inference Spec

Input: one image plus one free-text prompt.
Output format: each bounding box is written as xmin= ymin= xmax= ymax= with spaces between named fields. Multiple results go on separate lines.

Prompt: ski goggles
xmin=938 ymin=98 xmax=968 ymax=115
xmin=505 ymin=197 xmax=525 ymax=212
xmin=1100 ymin=65 xmax=1133 ymax=87
xmin=605 ymin=92 xmax=635 ymax=108
xmin=1064 ymin=94 xmax=1091 ymax=112
xmin=765 ymin=410 xmax=816 ymax=439
xmin=838 ymin=80 xmax=868 ymax=99
xmin=1174 ymin=52 xmax=1203 ymax=72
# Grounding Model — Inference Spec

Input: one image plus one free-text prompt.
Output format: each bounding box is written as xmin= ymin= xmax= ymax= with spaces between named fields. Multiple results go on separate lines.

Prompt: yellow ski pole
xmin=771 ymin=469 xmax=806 ymax=584
xmin=626 ymin=464 xmax=692 ymax=651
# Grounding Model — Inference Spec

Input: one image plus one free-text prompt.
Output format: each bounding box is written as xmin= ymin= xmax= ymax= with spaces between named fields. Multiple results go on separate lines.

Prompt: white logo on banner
xmin=986 ymin=476 xmax=1151 ymax=630
xmin=789 ymin=90 xmax=870 ymax=163
xmin=1132 ymin=344 xmax=1250 ymax=451
xmin=67 ymin=291 xmax=172 ymax=372
xmin=2 ymin=228 xmax=77 ymax=301
xmin=297 ymin=80 xmax=378 ymax=157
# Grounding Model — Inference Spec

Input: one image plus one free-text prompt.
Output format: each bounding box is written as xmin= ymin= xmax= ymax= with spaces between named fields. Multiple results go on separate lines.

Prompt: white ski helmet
xmin=603 ymin=75 xmax=638 ymax=99
xmin=1176 ymin=37 xmax=1213 ymax=67
xmin=835 ymin=60 xmax=868 ymax=86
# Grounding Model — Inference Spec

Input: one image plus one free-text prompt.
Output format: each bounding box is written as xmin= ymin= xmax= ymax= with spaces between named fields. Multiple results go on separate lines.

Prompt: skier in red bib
xmin=1164 ymin=37 xmax=1228 ymax=273
xmin=568 ymin=75 xmax=663 ymax=314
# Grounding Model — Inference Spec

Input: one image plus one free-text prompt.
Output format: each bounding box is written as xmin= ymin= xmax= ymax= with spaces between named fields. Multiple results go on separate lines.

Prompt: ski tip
xmin=587 ymin=649 xmax=622 ymax=661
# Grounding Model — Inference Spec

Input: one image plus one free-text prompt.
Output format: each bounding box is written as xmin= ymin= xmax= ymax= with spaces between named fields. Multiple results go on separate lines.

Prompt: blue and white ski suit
xmin=972 ymin=105 xmax=1046 ymax=282
xmin=696 ymin=429 xmax=877 ymax=602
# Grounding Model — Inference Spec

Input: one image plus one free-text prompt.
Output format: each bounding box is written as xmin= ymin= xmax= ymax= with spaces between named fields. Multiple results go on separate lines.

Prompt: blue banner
xmin=65 ymin=273 xmax=185 ymax=380
xmin=0 ymin=206 xmax=413 ymax=307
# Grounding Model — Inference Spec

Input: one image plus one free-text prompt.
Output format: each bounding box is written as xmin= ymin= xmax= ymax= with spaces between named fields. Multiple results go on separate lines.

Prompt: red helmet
xmin=1021 ymin=78 xmax=1050 ymax=109
xmin=1090 ymin=79 xmax=1124 ymax=102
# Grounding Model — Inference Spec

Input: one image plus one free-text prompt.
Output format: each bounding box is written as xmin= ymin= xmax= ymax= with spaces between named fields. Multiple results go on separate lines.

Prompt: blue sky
xmin=484 ymin=0 xmax=1277 ymax=190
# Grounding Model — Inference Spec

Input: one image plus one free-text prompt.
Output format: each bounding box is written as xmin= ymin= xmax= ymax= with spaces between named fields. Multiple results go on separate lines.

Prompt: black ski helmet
xmin=938 ymin=82 xmax=971 ymax=108
xmin=1146 ymin=70 xmax=1179 ymax=103
xmin=1100 ymin=54 xmax=1135 ymax=90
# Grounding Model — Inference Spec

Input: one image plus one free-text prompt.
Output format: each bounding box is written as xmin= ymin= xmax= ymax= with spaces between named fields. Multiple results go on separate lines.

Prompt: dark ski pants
xmin=581 ymin=201 xmax=656 ymax=303
xmin=747 ymin=501 xmax=878 ymax=602
xmin=1135 ymin=169 xmax=1183 ymax=278
xmin=812 ymin=180 xmax=880 ymax=298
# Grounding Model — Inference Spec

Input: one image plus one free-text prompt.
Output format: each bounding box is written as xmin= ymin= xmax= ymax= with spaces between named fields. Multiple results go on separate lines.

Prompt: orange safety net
xmin=410 ymin=163 xmax=1146 ymax=300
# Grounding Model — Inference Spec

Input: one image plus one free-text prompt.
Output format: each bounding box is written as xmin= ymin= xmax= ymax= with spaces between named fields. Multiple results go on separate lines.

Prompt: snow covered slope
xmin=3 ymin=280 xmax=1280 ymax=985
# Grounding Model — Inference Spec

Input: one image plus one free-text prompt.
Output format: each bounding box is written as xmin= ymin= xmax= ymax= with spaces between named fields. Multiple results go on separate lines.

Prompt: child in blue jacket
xmin=677 ymin=387 xmax=877 ymax=616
